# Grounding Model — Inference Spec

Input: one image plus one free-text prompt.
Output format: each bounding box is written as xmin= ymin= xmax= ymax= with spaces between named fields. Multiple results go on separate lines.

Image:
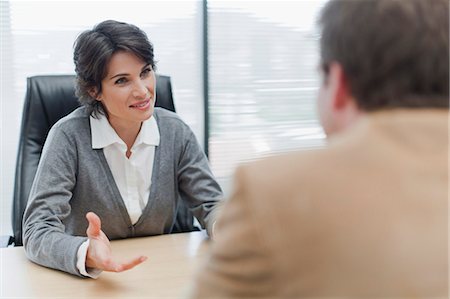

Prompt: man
xmin=188 ymin=0 xmax=448 ymax=297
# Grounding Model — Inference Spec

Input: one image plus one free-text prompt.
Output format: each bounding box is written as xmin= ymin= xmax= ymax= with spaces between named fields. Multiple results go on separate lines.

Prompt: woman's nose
xmin=132 ymin=82 xmax=148 ymax=99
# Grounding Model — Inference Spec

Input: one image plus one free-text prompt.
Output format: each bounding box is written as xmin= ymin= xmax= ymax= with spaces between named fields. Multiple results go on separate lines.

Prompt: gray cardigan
xmin=23 ymin=107 xmax=223 ymax=276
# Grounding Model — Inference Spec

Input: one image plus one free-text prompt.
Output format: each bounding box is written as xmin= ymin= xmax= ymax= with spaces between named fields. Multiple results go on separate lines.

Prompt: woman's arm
xmin=177 ymin=129 xmax=224 ymax=236
xmin=22 ymin=122 xmax=88 ymax=276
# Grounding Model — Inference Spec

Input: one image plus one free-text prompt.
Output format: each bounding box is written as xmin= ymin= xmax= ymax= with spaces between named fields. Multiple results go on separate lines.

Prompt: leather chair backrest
xmin=12 ymin=74 xmax=194 ymax=246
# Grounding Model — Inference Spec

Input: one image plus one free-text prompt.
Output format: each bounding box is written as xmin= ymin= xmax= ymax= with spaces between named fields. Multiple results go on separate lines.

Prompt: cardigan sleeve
xmin=176 ymin=128 xmax=224 ymax=236
xmin=22 ymin=122 xmax=88 ymax=277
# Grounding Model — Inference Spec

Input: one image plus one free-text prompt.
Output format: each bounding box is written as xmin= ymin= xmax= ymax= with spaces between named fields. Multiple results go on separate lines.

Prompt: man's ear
xmin=326 ymin=62 xmax=362 ymax=133
xmin=328 ymin=63 xmax=352 ymax=110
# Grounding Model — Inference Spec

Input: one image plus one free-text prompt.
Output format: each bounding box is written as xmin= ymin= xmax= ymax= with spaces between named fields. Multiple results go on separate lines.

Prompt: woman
xmin=23 ymin=20 xmax=223 ymax=278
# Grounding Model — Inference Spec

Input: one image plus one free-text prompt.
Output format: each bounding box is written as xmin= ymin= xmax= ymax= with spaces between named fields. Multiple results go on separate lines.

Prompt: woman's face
xmin=97 ymin=50 xmax=156 ymax=131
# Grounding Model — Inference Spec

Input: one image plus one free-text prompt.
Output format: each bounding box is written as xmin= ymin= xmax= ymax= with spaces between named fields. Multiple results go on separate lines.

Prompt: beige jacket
xmin=188 ymin=109 xmax=448 ymax=298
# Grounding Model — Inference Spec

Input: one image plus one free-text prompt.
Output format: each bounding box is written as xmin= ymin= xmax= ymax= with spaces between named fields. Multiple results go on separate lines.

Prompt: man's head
xmin=317 ymin=0 xmax=449 ymax=136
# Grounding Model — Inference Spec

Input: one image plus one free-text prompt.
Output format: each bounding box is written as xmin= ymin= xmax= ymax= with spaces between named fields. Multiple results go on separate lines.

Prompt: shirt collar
xmin=90 ymin=114 xmax=160 ymax=149
xmin=135 ymin=116 xmax=160 ymax=147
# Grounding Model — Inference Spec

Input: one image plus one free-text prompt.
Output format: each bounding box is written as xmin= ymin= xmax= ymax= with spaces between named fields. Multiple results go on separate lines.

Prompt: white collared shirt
xmin=90 ymin=113 xmax=160 ymax=224
xmin=76 ymin=113 xmax=160 ymax=277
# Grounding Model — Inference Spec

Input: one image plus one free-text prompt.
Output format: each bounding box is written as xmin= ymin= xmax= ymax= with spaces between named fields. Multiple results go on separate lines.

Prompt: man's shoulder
xmin=238 ymin=147 xmax=336 ymax=184
xmin=233 ymin=137 xmax=366 ymax=214
xmin=238 ymin=115 xmax=378 ymax=185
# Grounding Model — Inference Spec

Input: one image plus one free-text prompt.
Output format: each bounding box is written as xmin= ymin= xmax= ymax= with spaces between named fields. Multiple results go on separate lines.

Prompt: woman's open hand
xmin=85 ymin=212 xmax=147 ymax=272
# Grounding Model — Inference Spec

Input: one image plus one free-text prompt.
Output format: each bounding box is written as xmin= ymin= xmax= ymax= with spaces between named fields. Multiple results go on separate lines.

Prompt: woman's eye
xmin=115 ymin=77 xmax=127 ymax=85
xmin=141 ymin=68 xmax=152 ymax=78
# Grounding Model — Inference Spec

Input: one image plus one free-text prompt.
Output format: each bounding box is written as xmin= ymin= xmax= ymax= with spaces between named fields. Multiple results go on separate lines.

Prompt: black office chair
xmin=4 ymin=74 xmax=195 ymax=247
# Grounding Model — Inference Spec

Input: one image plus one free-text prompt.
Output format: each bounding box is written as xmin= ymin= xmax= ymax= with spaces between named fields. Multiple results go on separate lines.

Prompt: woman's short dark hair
xmin=73 ymin=20 xmax=156 ymax=117
xmin=319 ymin=0 xmax=449 ymax=110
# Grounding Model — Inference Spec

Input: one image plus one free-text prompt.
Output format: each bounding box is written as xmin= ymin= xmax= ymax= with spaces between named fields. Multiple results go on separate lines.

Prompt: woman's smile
xmin=129 ymin=99 xmax=151 ymax=110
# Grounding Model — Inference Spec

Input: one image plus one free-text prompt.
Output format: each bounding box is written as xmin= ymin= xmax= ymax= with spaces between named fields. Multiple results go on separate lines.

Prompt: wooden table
xmin=0 ymin=231 xmax=209 ymax=298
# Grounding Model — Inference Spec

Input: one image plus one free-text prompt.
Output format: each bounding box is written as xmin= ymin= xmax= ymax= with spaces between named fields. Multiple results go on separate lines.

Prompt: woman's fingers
xmin=86 ymin=212 xmax=102 ymax=238
xmin=113 ymin=256 xmax=148 ymax=272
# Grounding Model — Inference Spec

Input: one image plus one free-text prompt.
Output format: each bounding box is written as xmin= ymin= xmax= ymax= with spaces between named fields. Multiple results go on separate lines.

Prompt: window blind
xmin=207 ymin=1 xmax=327 ymax=189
